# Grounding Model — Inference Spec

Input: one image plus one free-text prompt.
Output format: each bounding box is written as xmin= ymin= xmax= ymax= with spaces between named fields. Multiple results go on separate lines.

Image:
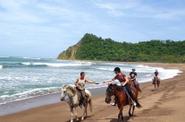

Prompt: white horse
xmin=60 ymin=84 xmax=92 ymax=122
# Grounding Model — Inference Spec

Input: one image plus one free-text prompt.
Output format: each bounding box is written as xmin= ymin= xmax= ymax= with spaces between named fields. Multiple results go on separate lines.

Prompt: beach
xmin=0 ymin=63 xmax=185 ymax=122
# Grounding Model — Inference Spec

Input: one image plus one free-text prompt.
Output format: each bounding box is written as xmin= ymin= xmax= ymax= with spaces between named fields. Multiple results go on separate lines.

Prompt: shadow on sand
xmin=109 ymin=116 xmax=130 ymax=122
xmin=66 ymin=115 xmax=92 ymax=122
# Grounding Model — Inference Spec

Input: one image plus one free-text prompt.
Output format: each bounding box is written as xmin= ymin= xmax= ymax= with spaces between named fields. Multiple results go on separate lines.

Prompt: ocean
xmin=0 ymin=57 xmax=181 ymax=105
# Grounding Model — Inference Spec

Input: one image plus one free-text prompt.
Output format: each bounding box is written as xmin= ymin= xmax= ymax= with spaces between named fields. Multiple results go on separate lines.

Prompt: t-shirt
xmin=114 ymin=72 xmax=126 ymax=83
xmin=76 ymin=77 xmax=86 ymax=90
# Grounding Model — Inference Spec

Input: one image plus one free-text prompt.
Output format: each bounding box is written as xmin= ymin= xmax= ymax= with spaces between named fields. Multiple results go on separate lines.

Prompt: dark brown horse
xmin=105 ymin=84 xmax=139 ymax=121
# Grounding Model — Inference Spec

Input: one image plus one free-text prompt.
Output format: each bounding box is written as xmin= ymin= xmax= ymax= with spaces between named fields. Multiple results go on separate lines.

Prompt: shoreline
xmin=0 ymin=62 xmax=181 ymax=116
xmin=0 ymin=61 xmax=181 ymax=101
xmin=0 ymin=62 xmax=185 ymax=122
xmin=0 ymin=87 xmax=107 ymax=116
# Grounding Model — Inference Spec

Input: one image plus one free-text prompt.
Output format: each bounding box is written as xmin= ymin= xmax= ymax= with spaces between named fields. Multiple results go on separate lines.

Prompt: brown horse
xmin=152 ymin=76 xmax=160 ymax=88
xmin=105 ymin=84 xmax=139 ymax=121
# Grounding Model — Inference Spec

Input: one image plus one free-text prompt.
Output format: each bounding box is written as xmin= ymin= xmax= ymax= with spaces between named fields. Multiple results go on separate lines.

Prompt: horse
xmin=152 ymin=76 xmax=160 ymax=88
xmin=60 ymin=84 xmax=92 ymax=122
xmin=105 ymin=83 xmax=139 ymax=122
xmin=129 ymin=77 xmax=142 ymax=92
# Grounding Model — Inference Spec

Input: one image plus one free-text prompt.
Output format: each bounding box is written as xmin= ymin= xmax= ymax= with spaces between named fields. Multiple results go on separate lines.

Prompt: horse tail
xmin=88 ymin=98 xmax=93 ymax=112
xmin=85 ymin=89 xmax=93 ymax=112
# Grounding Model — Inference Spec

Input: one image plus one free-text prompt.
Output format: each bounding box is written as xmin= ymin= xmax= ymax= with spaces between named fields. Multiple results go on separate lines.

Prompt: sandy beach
xmin=0 ymin=63 xmax=185 ymax=122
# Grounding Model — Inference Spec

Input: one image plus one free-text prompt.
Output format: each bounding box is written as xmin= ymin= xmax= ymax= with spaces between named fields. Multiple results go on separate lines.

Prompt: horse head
xmin=105 ymin=84 xmax=117 ymax=104
xmin=60 ymin=85 xmax=76 ymax=101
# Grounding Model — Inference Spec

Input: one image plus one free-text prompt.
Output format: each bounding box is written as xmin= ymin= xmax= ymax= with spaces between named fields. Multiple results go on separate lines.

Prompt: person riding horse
xmin=75 ymin=72 xmax=96 ymax=106
xmin=105 ymin=67 xmax=141 ymax=108
xmin=152 ymin=70 xmax=160 ymax=88
xmin=129 ymin=69 xmax=141 ymax=92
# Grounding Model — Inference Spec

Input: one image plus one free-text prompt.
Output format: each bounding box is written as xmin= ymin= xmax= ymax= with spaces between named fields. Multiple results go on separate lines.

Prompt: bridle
xmin=106 ymin=84 xmax=116 ymax=95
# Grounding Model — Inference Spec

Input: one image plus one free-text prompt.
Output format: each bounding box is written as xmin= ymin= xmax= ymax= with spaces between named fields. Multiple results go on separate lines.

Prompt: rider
xmin=153 ymin=70 xmax=160 ymax=88
xmin=129 ymin=69 xmax=141 ymax=92
xmin=154 ymin=70 xmax=159 ymax=76
xmin=75 ymin=72 xmax=96 ymax=105
xmin=105 ymin=67 xmax=141 ymax=108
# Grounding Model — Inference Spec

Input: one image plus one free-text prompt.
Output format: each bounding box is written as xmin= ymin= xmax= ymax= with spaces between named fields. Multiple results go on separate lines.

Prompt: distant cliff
xmin=57 ymin=43 xmax=80 ymax=60
xmin=58 ymin=33 xmax=185 ymax=63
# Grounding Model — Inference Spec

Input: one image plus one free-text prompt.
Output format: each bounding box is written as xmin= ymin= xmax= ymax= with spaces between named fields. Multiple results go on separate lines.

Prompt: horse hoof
xmin=70 ymin=120 xmax=73 ymax=122
xmin=81 ymin=116 xmax=84 ymax=120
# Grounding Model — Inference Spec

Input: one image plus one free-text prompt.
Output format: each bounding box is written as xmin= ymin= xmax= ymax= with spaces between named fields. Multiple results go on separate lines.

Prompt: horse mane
xmin=110 ymin=84 xmax=123 ymax=92
xmin=115 ymin=85 xmax=123 ymax=92
xmin=65 ymin=85 xmax=76 ymax=97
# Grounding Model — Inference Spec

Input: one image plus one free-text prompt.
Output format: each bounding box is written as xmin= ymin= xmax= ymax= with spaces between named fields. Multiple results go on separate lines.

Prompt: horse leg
xmin=70 ymin=107 xmax=74 ymax=122
xmin=129 ymin=104 xmax=135 ymax=117
xmin=128 ymin=104 xmax=132 ymax=117
xmin=154 ymin=84 xmax=156 ymax=89
xmin=118 ymin=106 xmax=124 ymax=122
xmin=82 ymin=104 xmax=88 ymax=120
xmin=132 ymin=106 xmax=135 ymax=116
xmin=74 ymin=107 xmax=79 ymax=121
xmin=157 ymin=83 xmax=160 ymax=88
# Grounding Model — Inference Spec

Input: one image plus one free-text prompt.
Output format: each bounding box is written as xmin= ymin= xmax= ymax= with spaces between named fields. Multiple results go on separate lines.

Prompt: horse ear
xmin=66 ymin=86 xmax=76 ymax=97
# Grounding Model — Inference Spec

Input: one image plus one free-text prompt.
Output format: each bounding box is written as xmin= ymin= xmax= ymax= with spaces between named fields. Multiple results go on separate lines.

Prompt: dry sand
xmin=0 ymin=63 xmax=185 ymax=122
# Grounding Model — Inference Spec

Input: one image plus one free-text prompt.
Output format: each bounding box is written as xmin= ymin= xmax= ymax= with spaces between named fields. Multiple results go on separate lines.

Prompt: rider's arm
xmin=103 ymin=80 xmax=112 ymax=84
xmin=121 ymin=76 xmax=129 ymax=86
xmin=103 ymin=76 xmax=116 ymax=84
xmin=85 ymin=78 xmax=94 ymax=83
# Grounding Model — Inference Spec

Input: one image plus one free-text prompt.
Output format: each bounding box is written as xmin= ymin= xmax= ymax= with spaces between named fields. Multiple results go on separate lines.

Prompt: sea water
xmin=0 ymin=57 xmax=181 ymax=105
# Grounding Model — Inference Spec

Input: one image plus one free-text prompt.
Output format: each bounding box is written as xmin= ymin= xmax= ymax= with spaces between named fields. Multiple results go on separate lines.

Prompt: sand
xmin=0 ymin=63 xmax=185 ymax=122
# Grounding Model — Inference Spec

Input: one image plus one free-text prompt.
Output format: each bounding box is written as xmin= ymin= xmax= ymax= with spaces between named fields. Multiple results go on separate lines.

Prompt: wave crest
xmin=21 ymin=62 xmax=92 ymax=67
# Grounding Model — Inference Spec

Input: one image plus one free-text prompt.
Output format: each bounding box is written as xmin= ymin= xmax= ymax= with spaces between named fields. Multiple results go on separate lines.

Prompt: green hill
xmin=58 ymin=33 xmax=185 ymax=63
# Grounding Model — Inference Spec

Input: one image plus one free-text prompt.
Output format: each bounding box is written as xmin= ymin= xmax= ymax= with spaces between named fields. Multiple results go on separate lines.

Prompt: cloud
xmin=0 ymin=0 xmax=45 ymax=24
xmin=92 ymin=0 xmax=185 ymax=20
xmin=0 ymin=0 xmax=185 ymax=57
xmin=92 ymin=0 xmax=140 ymax=17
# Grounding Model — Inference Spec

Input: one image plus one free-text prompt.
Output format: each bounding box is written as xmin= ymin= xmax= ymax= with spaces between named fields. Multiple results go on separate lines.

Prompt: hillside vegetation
xmin=58 ymin=33 xmax=185 ymax=63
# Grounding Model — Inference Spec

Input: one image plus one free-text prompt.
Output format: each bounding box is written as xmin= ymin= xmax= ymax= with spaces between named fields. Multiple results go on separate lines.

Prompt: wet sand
xmin=0 ymin=63 xmax=185 ymax=122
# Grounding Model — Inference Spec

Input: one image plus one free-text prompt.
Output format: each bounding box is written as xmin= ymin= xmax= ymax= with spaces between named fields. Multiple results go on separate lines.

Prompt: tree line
xmin=73 ymin=33 xmax=185 ymax=63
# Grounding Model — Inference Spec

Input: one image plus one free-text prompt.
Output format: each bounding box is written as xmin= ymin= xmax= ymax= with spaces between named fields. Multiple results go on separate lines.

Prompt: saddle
xmin=76 ymin=87 xmax=88 ymax=106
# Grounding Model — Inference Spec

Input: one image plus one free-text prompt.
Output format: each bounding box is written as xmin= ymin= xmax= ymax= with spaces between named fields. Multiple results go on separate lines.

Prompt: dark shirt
xmin=129 ymin=71 xmax=137 ymax=79
xmin=154 ymin=71 xmax=159 ymax=76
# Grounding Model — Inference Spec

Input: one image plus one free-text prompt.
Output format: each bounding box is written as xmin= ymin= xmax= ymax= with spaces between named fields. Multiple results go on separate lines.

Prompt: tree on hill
xmin=58 ymin=33 xmax=185 ymax=63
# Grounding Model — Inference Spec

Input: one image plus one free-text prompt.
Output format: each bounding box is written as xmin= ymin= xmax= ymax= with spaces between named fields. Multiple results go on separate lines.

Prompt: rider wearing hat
xmin=129 ymin=68 xmax=141 ymax=92
xmin=105 ymin=67 xmax=141 ymax=108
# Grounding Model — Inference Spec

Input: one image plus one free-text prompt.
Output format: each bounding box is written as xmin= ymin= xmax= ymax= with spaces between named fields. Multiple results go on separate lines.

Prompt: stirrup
xmin=133 ymin=102 xmax=137 ymax=106
xmin=111 ymin=102 xmax=116 ymax=106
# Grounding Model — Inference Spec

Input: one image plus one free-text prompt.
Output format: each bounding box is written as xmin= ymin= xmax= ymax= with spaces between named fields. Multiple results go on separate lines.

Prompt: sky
xmin=0 ymin=0 xmax=185 ymax=58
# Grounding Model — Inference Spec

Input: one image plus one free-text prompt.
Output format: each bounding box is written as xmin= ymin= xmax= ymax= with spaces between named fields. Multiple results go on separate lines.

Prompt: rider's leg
xmin=123 ymin=84 xmax=141 ymax=108
xmin=123 ymin=85 xmax=135 ymax=104
xmin=81 ymin=90 xmax=87 ymax=105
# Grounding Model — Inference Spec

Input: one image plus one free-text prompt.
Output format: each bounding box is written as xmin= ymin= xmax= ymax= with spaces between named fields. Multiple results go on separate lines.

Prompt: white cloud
xmin=0 ymin=0 xmax=44 ymax=23
xmin=92 ymin=0 xmax=140 ymax=16
xmin=92 ymin=0 xmax=185 ymax=20
xmin=0 ymin=0 xmax=185 ymax=57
